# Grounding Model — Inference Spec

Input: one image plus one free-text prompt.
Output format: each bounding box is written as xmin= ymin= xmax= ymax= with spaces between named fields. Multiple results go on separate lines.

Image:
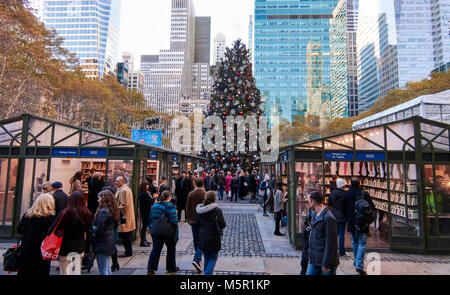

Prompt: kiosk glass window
xmin=295 ymin=162 xmax=323 ymax=234
xmin=389 ymin=164 xmax=421 ymax=239
xmin=107 ymin=160 xmax=133 ymax=187
xmin=0 ymin=158 xmax=18 ymax=236
xmin=425 ymin=164 xmax=450 ymax=240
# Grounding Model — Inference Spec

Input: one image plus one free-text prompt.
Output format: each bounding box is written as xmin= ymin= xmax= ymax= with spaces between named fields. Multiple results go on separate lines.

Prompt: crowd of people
xmin=14 ymin=165 xmax=374 ymax=276
xmin=300 ymin=177 xmax=375 ymax=275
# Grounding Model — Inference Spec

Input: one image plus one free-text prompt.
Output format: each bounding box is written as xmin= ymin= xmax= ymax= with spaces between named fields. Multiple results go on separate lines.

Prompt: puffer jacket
xmin=308 ymin=207 xmax=339 ymax=269
xmin=196 ymin=203 xmax=226 ymax=253
xmin=327 ymin=188 xmax=346 ymax=223
xmin=92 ymin=208 xmax=116 ymax=256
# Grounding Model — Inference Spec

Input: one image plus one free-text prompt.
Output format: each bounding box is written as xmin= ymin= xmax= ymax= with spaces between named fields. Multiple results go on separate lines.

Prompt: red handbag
xmin=41 ymin=213 xmax=65 ymax=261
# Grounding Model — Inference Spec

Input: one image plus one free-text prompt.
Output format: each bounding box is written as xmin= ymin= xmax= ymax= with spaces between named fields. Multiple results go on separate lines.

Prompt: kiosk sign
xmin=325 ymin=152 xmax=353 ymax=161
xmin=80 ymin=149 xmax=107 ymax=157
xmin=356 ymin=152 xmax=386 ymax=161
xmin=52 ymin=148 xmax=78 ymax=157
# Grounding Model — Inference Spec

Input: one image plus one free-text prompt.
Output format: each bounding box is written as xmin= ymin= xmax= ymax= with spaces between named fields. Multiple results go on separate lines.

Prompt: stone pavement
xmin=1 ymin=197 xmax=450 ymax=275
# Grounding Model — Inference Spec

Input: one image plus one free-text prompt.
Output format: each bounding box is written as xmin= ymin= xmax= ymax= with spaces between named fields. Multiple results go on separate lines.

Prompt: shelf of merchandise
xmin=147 ymin=160 xmax=159 ymax=186
xmin=80 ymin=160 xmax=106 ymax=194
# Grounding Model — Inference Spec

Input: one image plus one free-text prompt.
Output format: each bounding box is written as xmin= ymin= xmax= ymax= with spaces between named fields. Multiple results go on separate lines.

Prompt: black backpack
xmin=354 ymin=190 xmax=376 ymax=232
xmin=150 ymin=203 xmax=176 ymax=238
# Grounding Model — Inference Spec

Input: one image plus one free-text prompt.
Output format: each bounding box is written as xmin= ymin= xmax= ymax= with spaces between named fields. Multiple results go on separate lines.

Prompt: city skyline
xmin=31 ymin=0 xmax=253 ymax=69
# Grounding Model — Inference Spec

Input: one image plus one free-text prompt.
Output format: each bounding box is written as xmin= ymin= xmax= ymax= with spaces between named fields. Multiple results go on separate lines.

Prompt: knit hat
xmin=337 ymin=178 xmax=346 ymax=189
xmin=51 ymin=181 xmax=63 ymax=189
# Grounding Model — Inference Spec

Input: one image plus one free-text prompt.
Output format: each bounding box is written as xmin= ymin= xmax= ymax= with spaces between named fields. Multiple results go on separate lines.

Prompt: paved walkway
xmin=1 ymin=198 xmax=450 ymax=275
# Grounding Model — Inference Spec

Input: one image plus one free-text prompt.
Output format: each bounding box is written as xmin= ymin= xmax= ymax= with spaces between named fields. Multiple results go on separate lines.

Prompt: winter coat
xmin=186 ymin=188 xmax=206 ymax=225
xmin=230 ymin=177 xmax=239 ymax=190
xmin=225 ymin=175 xmax=232 ymax=192
xmin=273 ymin=189 xmax=285 ymax=213
xmin=248 ymin=174 xmax=257 ymax=193
xmin=308 ymin=207 xmax=339 ymax=269
xmin=116 ymin=184 xmax=136 ymax=233
xmin=50 ymin=210 xmax=92 ymax=257
xmin=343 ymin=187 xmax=375 ymax=234
xmin=260 ymin=181 xmax=271 ymax=198
xmin=139 ymin=191 xmax=155 ymax=223
xmin=92 ymin=208 xmax=116 ymax=256
xmin=196 ymin=203 xmax=226 ymax=253
xmin=204 ymin=176 xmax=213 ymax=191
xmin=86 ymin=176 xmax=105 ymax=214
xmin=238 ymin=176 xmax=248 ymax=198
xmin=17 ymin=214 xmax=55 ymax=275
xmin=149 ymin=201 xmax=179 ymax=242
xmin=53 ymin=190 xmax=69 ymax=217
xmin=328 ymin=188 xmax=346 ymax=223
xmin=301 ymin=208 xmax=315 ymax=262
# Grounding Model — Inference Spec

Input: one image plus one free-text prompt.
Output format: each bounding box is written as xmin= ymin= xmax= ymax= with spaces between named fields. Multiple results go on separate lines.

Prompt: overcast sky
xmin=119 ymin=0 xmax=254 ymax=70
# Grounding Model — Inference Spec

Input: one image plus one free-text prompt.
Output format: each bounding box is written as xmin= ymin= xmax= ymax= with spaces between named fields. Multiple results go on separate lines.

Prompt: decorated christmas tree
xmin=201 ymin=40 xmax=265 ymax=172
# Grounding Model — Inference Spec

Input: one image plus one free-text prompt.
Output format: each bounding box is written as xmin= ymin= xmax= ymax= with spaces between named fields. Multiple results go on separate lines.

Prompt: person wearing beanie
xmin=328 ymin=178 xmax=347 ymax=257
xmin=51 ymin=181 xmax=69 ymax=216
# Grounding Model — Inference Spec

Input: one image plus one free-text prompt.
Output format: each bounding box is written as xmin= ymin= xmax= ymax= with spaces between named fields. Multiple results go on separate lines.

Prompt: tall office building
xmin=41 ymin=0 xmax=121 ymax=79
xmin=191 ymin=17 xmax=212 ymax=101
xmin=432 ymin=0 xmax=450 ymax=69
xmin=347 ymin=0 xmax=359 ymax=117
xmin=254 ymin=0 xmax=340 ymax=124
xmin=213 ymin=33 xmax=226 ymax=65
xmin=141 ymin=0 xmax=211 ymax=113
xmin=330 ymin=0 xmax=348 ymax=120
xmin=357 ymin=0 xmax=449 ymax=113
xmin=248 ymin=15 xmax=254 ymax=62
xmin=122 ymin=52 xmax=135 ymax=72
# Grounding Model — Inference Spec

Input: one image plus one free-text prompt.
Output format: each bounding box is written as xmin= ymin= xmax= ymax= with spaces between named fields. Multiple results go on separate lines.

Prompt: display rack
xmin=147 ymin=160 xmax=159 ymax=185
xmin=81 ymin=160 xmax=106 ymax=193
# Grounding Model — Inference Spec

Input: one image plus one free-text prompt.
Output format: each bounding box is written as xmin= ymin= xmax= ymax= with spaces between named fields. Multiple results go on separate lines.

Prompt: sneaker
xmin=192 ymin=261 xmax=203 ymax=273
xmin=274 ymin=232 xmax=284 ymax=236
xmin=356 ymin=269 xmax=367 ymax=275
xmin=147 ymin=270 xmax=155 ymax=275
xmin=118 ymin=253 xmax=133 ymax=258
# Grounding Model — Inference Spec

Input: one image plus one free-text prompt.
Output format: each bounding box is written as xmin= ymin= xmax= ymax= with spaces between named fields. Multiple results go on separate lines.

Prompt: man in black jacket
xmin=51 ymin=182 xmax=69 ymax=216
xmin=328 ymin=178 xmax=347 ymax=257
xmin=248 ymin=170 xmax=258 ymax=201
xmin=306 ymin=191 xmax=339 ymax=275
xmin=343 ymin=177 xmax=375 ymax=275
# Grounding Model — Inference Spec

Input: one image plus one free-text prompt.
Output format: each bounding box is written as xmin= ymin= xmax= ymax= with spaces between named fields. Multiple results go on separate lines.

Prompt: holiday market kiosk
xmin=278 ymin=116 xmax=450 ymax=252
xmin=0 ymin=114 xmax=203 ymax=240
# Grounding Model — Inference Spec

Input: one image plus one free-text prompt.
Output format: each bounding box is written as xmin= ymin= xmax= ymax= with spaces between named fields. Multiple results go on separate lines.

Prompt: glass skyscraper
xmin=357 ymin=0 xmax=449 ymax=113
xmin=330 ymin=0 xmax=348 ymax=119
xmin=254 ymin=0 xmax=340 ymax=124
xmin=42 ymin=0 xmax=121 ymax=79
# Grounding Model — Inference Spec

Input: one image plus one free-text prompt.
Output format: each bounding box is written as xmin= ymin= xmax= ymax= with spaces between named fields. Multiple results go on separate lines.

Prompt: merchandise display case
xmin=280 ymin=116 xmax=450 ymax=252
xmin=0 ymin=114 xmax=204 ymax=239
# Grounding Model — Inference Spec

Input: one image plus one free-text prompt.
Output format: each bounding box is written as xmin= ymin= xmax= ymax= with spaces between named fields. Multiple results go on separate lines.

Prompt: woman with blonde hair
xmin=17 ymin=194 xmax=56 ymax=276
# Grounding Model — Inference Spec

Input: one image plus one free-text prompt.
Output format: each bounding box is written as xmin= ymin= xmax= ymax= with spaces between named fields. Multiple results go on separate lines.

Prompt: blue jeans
xmin=338 ymin=222 xmax=346 ymax=256
xmin=191 ymin=225 xmax=202 ymax=263
xmin=96 ymin=254 xmax=111 ymax=275
xmin=218 ymin=185 xmax=224 ymax=200
xmin=351 ymin=231 xmax=368 ymax=271
xmin=203 ymin=251 xmax=219 ymax=275
xmin=305 ymin=263 xmax=336 ymax=275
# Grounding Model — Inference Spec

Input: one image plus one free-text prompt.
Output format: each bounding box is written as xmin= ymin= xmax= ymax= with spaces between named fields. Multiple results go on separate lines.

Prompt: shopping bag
xmin=2 ymin=241 xmax=21 ymax=273
xmin=41 ymin=213 xmax=65 ymax=261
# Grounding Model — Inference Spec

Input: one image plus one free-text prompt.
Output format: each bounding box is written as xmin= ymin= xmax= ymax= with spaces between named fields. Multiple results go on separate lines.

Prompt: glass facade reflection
xmin=357 ymin=0 xmax=448 ymax=113
xmin=254 ymin=0 xmax=339 ymax=124
xmin=42 ymin=0 xmax=121 ymax=79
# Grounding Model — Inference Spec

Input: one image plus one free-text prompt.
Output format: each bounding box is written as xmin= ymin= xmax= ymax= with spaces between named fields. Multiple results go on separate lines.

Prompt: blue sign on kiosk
xmin=282 ymin=152 xmax=288 ymax=161
xmin=52 ymin=148 xmax=78 ymax=157
xmin=80 ymin=149 xmax=107 ymax=157
xmin=356 ymin=152 xmax=386 ymax=161
xmin=173 ymin=154 xmax=178 ymax=161
xmin=149 ymin=150 xmax=157 ymax=159
xmin=325 ymin=151 xmax=354 ymax=161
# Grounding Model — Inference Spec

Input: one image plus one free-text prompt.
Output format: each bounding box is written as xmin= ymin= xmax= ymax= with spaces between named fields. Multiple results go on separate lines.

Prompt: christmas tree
xmin=201 ymin=40 xmax=265 ymax=172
